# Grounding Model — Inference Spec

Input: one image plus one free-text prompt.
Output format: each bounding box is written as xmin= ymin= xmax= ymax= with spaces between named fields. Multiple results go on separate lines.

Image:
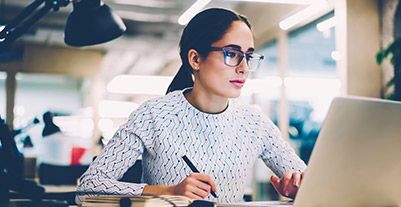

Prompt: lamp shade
xmin=64 ymin=0 xmax=126 ymax=47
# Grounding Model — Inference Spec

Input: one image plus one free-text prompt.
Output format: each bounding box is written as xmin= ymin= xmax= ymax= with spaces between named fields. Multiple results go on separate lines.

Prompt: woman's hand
xmin=270 ymin=171 xmax=304 ymax=199
xmin=172 ymin=173 xmax=217 ymax=200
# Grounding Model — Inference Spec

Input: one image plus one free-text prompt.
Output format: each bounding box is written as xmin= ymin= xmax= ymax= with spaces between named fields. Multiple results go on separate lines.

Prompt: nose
xmin=236 ymin=56 xmax=249 ymax=74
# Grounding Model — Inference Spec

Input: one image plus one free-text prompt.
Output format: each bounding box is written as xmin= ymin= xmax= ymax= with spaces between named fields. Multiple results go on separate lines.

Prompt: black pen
xmin=181 ymin=152 xmax=218 ymax=198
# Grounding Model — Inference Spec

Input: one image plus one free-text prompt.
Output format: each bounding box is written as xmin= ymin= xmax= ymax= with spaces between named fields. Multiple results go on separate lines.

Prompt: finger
xmin=281 ymin=172 xmax=294 ymax=197
xmin=187 ymin=185 xmax=209 ymax=199
xmin=190 ymin=173 xmax=213 ymax=183
xmin=208 ymin=180 xmax=217 ymax=193
xmin=292 ymin=172 xmax=301 ymax=188
xmin=281 ymin=172 xmax=293 ymax=188
xmin=190 ymin=173 xmax=217 ymax=192
xmin=191 ymin=178 xmax=211 ymax=193
xmin=185 ymin=191 xmax=204 ymax=200
xmin=270 ymin=175 xmax=280 ymax=191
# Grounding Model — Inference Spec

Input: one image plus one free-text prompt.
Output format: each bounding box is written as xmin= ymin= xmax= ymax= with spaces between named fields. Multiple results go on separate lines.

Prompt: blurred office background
xmin=1 ymin=0 xmax=399 ymax=201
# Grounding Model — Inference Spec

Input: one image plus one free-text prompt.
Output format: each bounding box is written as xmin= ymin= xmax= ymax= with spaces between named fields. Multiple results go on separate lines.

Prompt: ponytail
xmin=166 ymin=63 xmax=194 ymax=94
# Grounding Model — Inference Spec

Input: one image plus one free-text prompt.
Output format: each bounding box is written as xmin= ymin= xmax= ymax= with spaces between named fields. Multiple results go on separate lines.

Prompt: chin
xmin=226 ymin=89 xmax=242 ymax=98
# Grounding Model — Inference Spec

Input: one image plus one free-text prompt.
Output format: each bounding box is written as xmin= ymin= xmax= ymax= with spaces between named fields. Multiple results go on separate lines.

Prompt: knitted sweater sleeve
xmin=76 ymin=104 xmax=153 ymax=203
xmin=254 ymin=109 xmax=307 ymax=177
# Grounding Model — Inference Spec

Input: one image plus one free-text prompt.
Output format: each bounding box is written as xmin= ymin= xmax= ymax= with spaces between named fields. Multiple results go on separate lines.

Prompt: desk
xmin=217 ymin=201 xmax=293 ymax=207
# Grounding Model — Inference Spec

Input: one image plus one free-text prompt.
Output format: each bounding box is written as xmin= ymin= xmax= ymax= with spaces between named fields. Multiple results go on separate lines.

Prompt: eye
xmin=226 ymin=51 xmax=238 ymax=58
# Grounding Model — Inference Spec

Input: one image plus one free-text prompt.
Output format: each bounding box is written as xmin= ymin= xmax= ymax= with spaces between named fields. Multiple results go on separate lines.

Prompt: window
xmin=251 ymin=11 xmax=340 ymax=201
xmin=286 ymin=11 xmax=339 ymax=163
xmin=288 ymin=12 xmax=336 ymax=77
xmin=13 ymin=73 xmax=89 ymax=151
xmin=257 ymin=40 xmax=279 ymax=77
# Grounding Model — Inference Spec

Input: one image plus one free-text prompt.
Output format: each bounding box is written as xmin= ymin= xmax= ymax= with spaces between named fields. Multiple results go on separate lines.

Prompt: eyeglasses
xmin=208 ymin=46 xmax=264 ymax=71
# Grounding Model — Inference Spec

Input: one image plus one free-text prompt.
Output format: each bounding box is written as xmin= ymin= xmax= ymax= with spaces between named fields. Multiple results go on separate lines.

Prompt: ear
xmin=188 ymin=49 xmax=201 ymax=71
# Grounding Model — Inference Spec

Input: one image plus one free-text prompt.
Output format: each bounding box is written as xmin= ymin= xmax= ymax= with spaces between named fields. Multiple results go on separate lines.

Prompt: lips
xmin=230 ymin=79 xmax=245 ymax=88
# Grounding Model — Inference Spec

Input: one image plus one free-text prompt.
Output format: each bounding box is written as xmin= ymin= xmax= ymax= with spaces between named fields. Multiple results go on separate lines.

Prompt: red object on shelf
xmin=71 ymin=147 xmax=86 ymax=165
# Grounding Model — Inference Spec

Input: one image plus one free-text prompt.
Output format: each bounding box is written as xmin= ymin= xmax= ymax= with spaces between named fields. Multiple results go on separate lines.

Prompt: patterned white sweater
xmin=76 ymin=89 xmax=306 ymax=203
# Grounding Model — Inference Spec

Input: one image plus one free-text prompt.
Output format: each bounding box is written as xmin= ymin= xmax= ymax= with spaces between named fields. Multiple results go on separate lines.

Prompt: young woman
xmin=77 ymin=8 xmax=306 ymax=203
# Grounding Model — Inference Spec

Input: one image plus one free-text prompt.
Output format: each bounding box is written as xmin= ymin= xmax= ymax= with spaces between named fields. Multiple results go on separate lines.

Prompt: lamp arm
xmin=2 ymin=4 xmax=52 ymax=44
xmin=3 ymin=0 xmax=45 ymax=33
xmin=0 ymin=0 xmax=125 ymax=48
xmin=0 ymin=0 xmax=70 ymax=47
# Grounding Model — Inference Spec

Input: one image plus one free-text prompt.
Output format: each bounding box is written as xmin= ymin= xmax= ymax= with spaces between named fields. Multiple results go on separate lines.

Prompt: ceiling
xmin=0 ymin=0 xmax=306 ymax=77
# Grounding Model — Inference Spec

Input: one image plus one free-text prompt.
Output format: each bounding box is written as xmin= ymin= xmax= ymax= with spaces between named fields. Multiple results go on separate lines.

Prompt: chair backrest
xmin=39 ymin=163 xmax=89 ymax=185
xmin=119 ymin=160 xmax=142 ymax=183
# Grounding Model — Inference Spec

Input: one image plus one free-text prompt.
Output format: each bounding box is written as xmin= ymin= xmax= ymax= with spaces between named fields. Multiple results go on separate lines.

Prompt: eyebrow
xmin=223 ymin=44 xmax=255 ymax=52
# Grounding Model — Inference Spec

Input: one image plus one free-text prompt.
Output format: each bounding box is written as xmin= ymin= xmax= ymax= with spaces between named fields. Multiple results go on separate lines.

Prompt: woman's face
xmin=195 ymin=21 xmax=254 ymax=99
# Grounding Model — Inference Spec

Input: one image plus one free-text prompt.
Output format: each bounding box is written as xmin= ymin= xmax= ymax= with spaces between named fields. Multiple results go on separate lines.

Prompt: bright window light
xmin=242 ymin=77 xmax=283 ymax=96
xmin=117 ymin=11 xmax=174 ymax=23
xmin=98 ymin=118 xmax=114 ymax=131
xmin=98 ymin=100 xmax=139 ymax=118
xmin=284 ymin=77 xmax=341 ymax=121
xmin=178 ymin=0 xmax=211 ymax=25
xmin=235 ymin=0 xmax=318 ymax=4
xmin=316 ymin=16 xmax=336 ymax=32
xmin=331 ymin=50 xmax=340 ymax=61
xmin=107 ymin=75 xmax=173 ymax=95
xmin=78 ymin=107 xmax=94 ymax=118
xmin=101 ymin=127 xmax=119 ymax=144
xmin=53 ymin=116 xmax=94 ymax=139
xmin=0 ymin=25 xmax=5 ymax=42
xmin=108 ymin=75 xmax=282 ymax=96
xmin=279 ymin=1 xmax=329 ymax=30
xmin=284 ymin=77 xmax=341 ymax=97
xmin=113 ymin=0 xmax=175 ymax=8
xmin=14 ymin=105 xmax=25 ymax=117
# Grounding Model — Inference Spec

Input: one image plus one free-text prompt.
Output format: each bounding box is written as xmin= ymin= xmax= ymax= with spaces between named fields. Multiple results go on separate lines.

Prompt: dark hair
xmin=166 ymin=8 xmax=251 ymax=94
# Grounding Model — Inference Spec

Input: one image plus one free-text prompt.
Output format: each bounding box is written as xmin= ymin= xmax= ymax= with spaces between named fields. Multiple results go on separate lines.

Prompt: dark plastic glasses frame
xmin=208 ymin=46 xmax=264 ymax=71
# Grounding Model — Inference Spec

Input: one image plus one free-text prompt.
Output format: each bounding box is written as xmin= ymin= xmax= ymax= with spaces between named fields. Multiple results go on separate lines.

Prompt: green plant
xmin=376 ymin=37 xmax=401 ymax=101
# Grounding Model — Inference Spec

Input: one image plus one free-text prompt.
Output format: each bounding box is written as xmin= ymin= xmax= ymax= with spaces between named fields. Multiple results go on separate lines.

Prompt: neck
xmin=185 ymin=86 xmax=229 ymax=114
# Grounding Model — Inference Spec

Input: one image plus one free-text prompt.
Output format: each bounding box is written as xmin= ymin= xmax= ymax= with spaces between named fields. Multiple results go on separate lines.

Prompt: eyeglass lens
xmin=222 ymin=48 xmax=263 ymax=71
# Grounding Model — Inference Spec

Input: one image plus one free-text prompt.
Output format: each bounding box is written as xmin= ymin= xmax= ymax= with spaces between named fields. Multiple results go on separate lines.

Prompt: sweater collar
xmin=179 ymin=87 xmax=233 ymax=119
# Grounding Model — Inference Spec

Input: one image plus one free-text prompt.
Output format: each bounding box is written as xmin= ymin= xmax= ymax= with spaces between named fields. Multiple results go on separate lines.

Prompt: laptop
xmin=218 ymin=96 xmax=401 ymax=207
xmin=294 ymin=96 xmax=401 ymax=207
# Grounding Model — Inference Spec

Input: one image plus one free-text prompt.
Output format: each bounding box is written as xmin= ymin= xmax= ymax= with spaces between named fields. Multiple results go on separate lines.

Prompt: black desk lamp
xmin=0 ymin=0 xmax=126 ymax=49
xmin=0 ymin=1 xmax=125 ymax=206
